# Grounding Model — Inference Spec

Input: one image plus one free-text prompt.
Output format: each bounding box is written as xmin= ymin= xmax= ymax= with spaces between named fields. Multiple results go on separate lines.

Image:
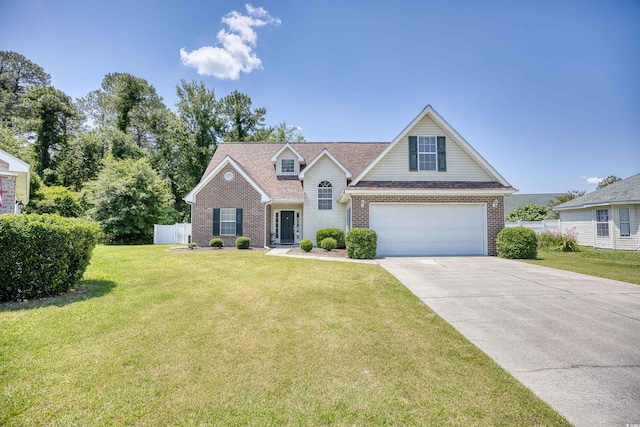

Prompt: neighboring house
xmin=504 ymin=193 xmax=562 ymax=218
xmin=185 ymin=105 xmax=515 ymax=256
xmin=0 ymin=149 xmax=30 ymax=215
xmin=554 ymin=173 xmax=640 ymax=250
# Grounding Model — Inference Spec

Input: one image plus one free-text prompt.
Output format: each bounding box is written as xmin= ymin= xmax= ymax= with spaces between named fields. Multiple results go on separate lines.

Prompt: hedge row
xmin=0 ymin=214 xmax=100 ymax=301
xmin=316 ymin=228 xmax=345 ymax=249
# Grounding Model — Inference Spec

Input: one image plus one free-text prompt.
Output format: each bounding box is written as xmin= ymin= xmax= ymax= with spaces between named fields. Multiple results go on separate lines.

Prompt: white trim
xmin=338 ymin=187 xmax=515 ymax=203
xmin=270 ymin=199 xmax=305 ymax=204
xmin=184 ymin=155 xmax=270 ymax=203
xmin=554 ymin=200 xmax=640 ymax=211
xmin=417 ymin=135 xmax=438 ymax=171
xmin=279 ymin=158 xmax=296 ymax=174
xmin=317 ymin=180 xmax=333 ymax=210
xmin=350 ymin=105 xmax=512 ymax=187
xmin=270 ymin=143 xmax=305 ymax=163
xmin=0 ymin=149 xmax=30 ymax=173
xmin=298 ymin=149 xmax=352 ymax=179
xmin=272 ymin=208 xmax=302 ymax=244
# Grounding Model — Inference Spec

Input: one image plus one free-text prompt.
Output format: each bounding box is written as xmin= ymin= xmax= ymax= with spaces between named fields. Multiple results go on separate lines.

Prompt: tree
xmin=0 ymin=51 xmax=51 ymax=125
xmin=219 ymin=90 xmax=266 ymax=141
xmin=23 ymin=185 xmax=83 ymax=217
xmin=597 ymin=175 xmax=621 ymax=189
xmin=0 ymin=123 xmax=31 ymax=161
xmin=83 ymin=158 xmax=175 ymax=244
xmin=19 ymin=86 xmax=79 ymax=177
xmin=252 ymin=121 xmax=305 ymax=142
xmin=505 ymin=204 xmax=553 ymax=221
xmin=548 ymin=190 xmax=586 ymax=218
xmin=55 ymin=131 xmax=105 ymax=190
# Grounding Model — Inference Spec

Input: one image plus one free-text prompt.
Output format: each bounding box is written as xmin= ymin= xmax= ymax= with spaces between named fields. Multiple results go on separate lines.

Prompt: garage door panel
xmin=370 ymin=204 xmax=486 ymax=256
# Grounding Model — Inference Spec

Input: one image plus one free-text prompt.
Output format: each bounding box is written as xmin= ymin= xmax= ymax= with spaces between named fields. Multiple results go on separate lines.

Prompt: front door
xmin=280 ymin=211 xmax=295 ymax=244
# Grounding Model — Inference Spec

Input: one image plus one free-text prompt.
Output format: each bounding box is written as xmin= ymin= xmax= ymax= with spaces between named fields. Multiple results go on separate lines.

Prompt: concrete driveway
xmin=378 ymin=256 xmax=640 ymax=427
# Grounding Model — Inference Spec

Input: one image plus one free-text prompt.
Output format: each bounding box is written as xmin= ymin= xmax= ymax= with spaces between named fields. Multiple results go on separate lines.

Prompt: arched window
xmin=317 ymin=181 xmax=332 ymax=210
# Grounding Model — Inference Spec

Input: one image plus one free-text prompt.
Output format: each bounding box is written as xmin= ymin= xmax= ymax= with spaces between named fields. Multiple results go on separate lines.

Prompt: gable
xmin=275 ymin=147 xmax=301 ymax=175
xmin=0 ymin=159 xmax=9 ymax=173
xmin=361 ymin=114 xmax=493 ymax=182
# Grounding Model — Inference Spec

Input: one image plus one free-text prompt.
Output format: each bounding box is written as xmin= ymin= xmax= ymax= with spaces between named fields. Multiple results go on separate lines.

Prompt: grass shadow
xmin=0 ymin=280 xmax=116 ymax=312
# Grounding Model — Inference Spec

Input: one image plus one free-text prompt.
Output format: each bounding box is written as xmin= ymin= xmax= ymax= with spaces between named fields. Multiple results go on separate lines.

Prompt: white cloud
xmin=180 ymin=4 xmax=280 ymax=80
xmin=581 ymin=176 xmax=604 ymax=185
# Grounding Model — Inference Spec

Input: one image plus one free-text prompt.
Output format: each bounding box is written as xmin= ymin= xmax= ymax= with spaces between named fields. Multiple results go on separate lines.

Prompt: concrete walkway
xmin=378 ymin=256 xmax=640 ymax=427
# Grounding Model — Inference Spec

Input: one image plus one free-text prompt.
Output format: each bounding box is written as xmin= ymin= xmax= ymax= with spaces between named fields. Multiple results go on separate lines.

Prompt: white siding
xmin=275 ymin=147 xmax=300 ymax=175
xmin=614 ymin=205 xmax=639 ymax=251
xmin=302 ymin=155 xmax=347 ymax=245
xmin=559 ymin=209 xmax=594 ymax=247
xmin=363 ymin=115 xmax=493 ymax=182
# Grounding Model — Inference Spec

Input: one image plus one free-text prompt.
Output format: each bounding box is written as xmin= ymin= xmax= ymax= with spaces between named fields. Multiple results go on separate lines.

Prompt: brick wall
xmin=0 ymin=175 xmax=16 ymax=215
xmin=351 ymin=194 xmax=505 ymax=256
xmin=191 ymin=165 xmax=265 ymax=247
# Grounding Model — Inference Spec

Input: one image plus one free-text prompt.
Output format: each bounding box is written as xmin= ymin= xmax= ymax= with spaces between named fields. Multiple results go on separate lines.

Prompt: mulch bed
xmin=287 ymin=247 xmax=347 ymax=258
xmin=168 ymin=246 xmax=264 ymax=252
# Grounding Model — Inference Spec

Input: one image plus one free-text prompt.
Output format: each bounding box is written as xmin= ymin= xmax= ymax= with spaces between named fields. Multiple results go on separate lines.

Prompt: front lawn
xmin=524 ymin=246 xmax=640 ymax=285
xmin=0 ymin=246 xmax=568 ymax=426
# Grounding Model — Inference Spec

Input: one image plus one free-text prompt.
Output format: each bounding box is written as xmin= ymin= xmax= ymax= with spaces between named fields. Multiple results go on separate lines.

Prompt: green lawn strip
xmin=524 ymin=246 xmax=640 ymax=285
xmin=1 ymin=246 xmax=568 ymax=426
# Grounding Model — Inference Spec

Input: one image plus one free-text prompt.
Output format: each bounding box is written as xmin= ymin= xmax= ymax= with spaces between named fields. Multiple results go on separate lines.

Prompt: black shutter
xmin=409 ymin=136 xmax=418 ymax=171
xmin=212 ymin=208 xmax=220 ymax=236
xmin=235 ymin=208 xmax=243 ymax=236
xmin=437 ymin=136 xmax=446 ymax=172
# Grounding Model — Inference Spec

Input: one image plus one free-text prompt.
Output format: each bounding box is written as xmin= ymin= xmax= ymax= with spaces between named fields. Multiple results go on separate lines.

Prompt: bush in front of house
xmin=0 ymin=214 xmax=100 ymax=302
xmin=346 ymin=228 xmax=377 ymax=259
xmin=209 ymin=238 xmax=223 ymax=248
xmin=236 ymin=236 xmax=250 ymax=249
xmin=538 ymin=228 xmax=578 ymax=252
xmin=320 ymin=237 xmax=337 ymax=251
xmin=299 ymin=239 xmax=313 ymax=252
xmin=316 ymin=228 xmax=345 ymax=249
xmin=496 ymin=226 xmax=538 ymax=259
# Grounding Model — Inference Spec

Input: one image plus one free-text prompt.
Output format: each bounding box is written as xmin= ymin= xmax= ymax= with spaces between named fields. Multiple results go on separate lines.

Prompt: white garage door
xmin=370 ymin=204 xmax=487 ymax=256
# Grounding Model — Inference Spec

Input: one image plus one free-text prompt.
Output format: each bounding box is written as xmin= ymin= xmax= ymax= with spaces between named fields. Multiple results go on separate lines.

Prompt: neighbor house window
xmin=418 ymin=136 xmax=437 ymax=171
xmin=281 ymin=158 xmax=295 ymax=174
xmin=220 ymin=208 xmax=236 ymax=235
xmin=596 ymin=209 xmax=609 ymax=237
xmin=619 ymin=208 xmax=630 ymax=237
xmin=318 ymin=181 xmax=332 ymax=210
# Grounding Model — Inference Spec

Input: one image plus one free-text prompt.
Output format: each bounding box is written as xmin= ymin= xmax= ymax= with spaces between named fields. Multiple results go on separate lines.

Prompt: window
xmin=596 ymin=209 xmax=609 ymax=237
xmin=318 ymin=181 xmax=332 ymax=210
xmin=346 ymin=206 xmax=352 ymax=230
xmin=220 ymin=208 xmax=236 ymax=235
xmin=281 ymin=158 xmax=295 ymax=174
xmin=418 ymin=136 xmax=437 ymax=171
xmin=619 ymin=208 xmax=631 ymax=237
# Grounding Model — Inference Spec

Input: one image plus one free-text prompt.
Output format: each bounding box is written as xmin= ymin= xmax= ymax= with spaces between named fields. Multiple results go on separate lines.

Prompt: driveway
xmin=378 ymin=256 xmax=640 ymax=427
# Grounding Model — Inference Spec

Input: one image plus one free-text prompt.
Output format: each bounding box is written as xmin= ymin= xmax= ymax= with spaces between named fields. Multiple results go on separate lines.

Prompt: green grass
xmin=524 ymin=246 xmax=640 ymax=285
xmin=1 ymin=246 xmax=569 ymax=426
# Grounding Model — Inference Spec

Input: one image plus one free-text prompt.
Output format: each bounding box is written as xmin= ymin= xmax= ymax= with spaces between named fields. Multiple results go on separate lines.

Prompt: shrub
xmin=188 ymin=242 xmax=197 ymax=250
xmin=505 ymin=204 xmax=553 ymax=222
xmin=236 ymin=236 xmax=250 ymax=249
xmin=496 ymin=226 xmax=538 ymax=259
xmin=209 ymin=238 xmax=223 ymax=248
xmin=320 ymin=237 xmax=337 ymax=251
xmin=299 ymin=238 xmax=313 ymax=252
xmin=346 ymin=228 xmax=377 ymax=259
xmin=538 ymin=228 xmax=578 ymax=252
xmin=0 ymin=214 xmax=100 ymax=302
xmin=316 ymin=228 xmax=345 ymax=249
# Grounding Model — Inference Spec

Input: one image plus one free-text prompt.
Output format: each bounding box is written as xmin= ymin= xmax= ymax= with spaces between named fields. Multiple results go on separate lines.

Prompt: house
xmin=504 ymin=193 xmax=563 ymax=219
xmin=0 ymin=149 xmax=30 ymax=215
xmin=554 ymin=173 xmax=640 ymax=250
xmin=184 ymin=105 xmax=515 ymax=256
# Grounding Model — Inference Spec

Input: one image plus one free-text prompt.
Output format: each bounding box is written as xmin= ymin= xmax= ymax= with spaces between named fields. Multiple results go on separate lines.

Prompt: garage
xmin=369 ymin=203 xmax=487 ymax=256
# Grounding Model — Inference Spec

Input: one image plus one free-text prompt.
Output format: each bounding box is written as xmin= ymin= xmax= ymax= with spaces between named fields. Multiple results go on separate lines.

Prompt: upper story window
xmin=418 ymin=136 xmax=437 ymax=171
xmin=318 ymin=181 xmax=332 ymax=210
xmin=619 ymin=208 xmax=630 ymax=237
xmin=596 ymin=209 xmax=609 ymax=237
xmin=409 ymin=136 xmax=446 ymax=172
xmin=281 ymin=158 xmax=295 ymax=174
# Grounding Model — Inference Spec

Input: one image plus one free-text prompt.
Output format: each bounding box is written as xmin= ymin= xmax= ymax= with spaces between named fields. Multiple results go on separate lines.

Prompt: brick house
xmin=185 ymin=105 xmax=515 ymax=256
xmin=0 ymin=149 xmax=30 ymax=215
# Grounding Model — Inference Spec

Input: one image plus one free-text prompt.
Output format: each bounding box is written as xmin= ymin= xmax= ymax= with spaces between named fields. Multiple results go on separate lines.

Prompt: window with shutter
xmin=409 ymin=136 xmax=446 ymax=171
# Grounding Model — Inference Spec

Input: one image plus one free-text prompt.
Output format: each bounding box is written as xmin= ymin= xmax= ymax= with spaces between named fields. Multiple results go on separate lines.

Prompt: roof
xmin=198 ymin=142 xmax=388 ymax=201
xmin=504 ymin=193 xmax=563 ymax=215
xmin=0 ymin=148 xmax=30 ymax=173
xmin=553 ymin=173 xmax=640 ymax=210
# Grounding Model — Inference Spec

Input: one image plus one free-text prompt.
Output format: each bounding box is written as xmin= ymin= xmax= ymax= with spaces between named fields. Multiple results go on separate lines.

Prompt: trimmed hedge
xmin=209 ymin=238 xmax=223 ymax=248
xmin=346 ymin=228 xmax=377 ymax=259
xmin=496 ymin=226 xmax=538 ymax=259
xmin=236 ymin=236 xmax=250 ymax=249
xmin=320 ymin=237 xmax=337 ymax=251
xmin=0 ymin=214 xmax=100 ymax=301
xmin=316 ymin=228 xmax=345 ymax=249
xmin=299 ymin=239 xmax=313 ymax=252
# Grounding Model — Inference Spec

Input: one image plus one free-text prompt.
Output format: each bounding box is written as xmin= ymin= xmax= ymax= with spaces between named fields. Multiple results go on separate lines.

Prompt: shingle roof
xmin=504 ymin=193 xmax=563 ymax=216
xmin=202 ymin=142 xmax=389 ymax=200
xmin=554 ymin=173 xmax=640 ymax=210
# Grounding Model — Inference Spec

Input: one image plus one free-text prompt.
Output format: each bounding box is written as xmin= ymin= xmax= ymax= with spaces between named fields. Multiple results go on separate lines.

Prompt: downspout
xmin=264 ymin=201 xmax=272 ymax=249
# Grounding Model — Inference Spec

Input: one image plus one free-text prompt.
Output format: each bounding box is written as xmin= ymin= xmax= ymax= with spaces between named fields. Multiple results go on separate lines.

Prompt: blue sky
xmin=1 ymin=0 xmax=639 ymax=193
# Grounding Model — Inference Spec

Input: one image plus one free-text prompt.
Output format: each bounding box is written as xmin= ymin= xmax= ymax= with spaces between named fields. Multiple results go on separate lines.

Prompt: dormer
xmin=270 ymin=143 xmax=305 ymax=176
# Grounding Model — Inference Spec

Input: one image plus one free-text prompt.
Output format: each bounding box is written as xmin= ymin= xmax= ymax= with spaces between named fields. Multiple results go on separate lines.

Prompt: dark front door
xmin=281 ymin=211 xmax=295 ymax=244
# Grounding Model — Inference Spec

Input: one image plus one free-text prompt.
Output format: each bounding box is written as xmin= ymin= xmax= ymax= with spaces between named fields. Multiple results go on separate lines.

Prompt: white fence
xmin=504 ymin=220 xmax=560 ymax=234
xmin=154 ymin=223 xmax=192 ymax=244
